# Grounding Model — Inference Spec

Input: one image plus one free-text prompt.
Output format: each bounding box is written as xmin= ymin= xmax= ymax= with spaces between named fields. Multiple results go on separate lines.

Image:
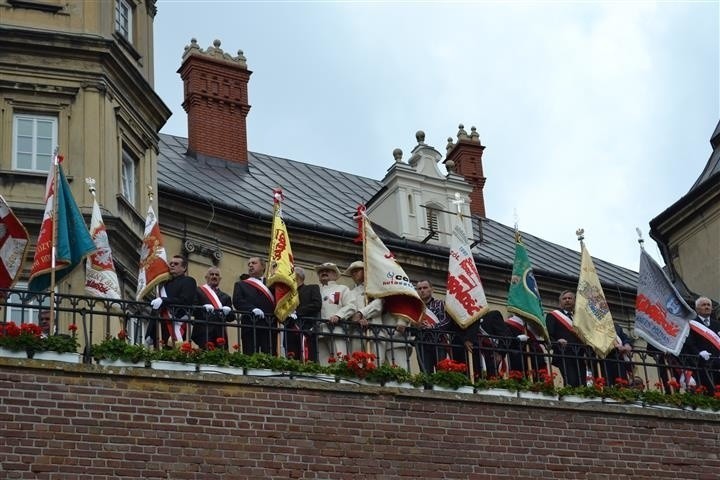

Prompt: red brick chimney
xmin=178 ymin=39 xmax=252 ymax=163
xmin=443 ymin=124 xmax=487 ymax=217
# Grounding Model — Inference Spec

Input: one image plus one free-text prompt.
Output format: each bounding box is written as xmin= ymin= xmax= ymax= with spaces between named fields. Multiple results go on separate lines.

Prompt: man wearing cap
xmin=349 ymin=261 xmax=412 ymax=369
xmin=314 ymin=262 xmax=352 ymax=364
xmin=341 ymin=260 xmax=371 ymax=354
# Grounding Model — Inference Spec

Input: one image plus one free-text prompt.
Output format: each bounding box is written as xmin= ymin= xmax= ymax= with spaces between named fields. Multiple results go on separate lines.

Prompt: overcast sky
xmin=153 ymin=1 xmax=719 ymax=272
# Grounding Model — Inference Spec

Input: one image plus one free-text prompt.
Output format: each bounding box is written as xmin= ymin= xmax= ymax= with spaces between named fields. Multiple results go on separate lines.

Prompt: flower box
xmin=476 ymin=388 xmax=516 ymax=398
xmin=32 ymin=351 xmax=82 ymax=364
xmin=245 ymin=368 xmax=275 ymax=377
xmin=383 ymin=381 xmax=417 ymax=389
xmin=98 ymin=359 xmax=146 ymax=368
xmin=198 ymin=365 xmax=244 ymax=376
xmin=0 ymin=346 xmax=28 ymax=359
xmin=519 ymin=391 xmax=551 ymax=401
xmin=432 ymin=385 xmax=474 ymax=394
xmin=150 ymin=360 xmax=197 ymax=372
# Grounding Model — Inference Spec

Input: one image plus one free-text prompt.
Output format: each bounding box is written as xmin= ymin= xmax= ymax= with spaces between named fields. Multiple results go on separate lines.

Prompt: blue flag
xmin=28 ymin=162 xmax=96 ymax=292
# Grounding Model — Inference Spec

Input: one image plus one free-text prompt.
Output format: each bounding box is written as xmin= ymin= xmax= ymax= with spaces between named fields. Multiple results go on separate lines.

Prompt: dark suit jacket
xmin=296 ymin=284 xmax=321 ymax=319
xmin=232 ymin=279 xmax=275 ymax=314
xmin=683 ymin=316 xmax=720 ymax=356
xmin=192 ymin=286 xmax=234 ymax=347
xmin=161 ymin=275 xmax=197 ymax=319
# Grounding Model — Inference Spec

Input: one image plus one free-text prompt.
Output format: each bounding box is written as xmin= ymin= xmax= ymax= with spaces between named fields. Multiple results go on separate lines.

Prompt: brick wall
xmin=0 ymin=360 xmax=718 ymax=479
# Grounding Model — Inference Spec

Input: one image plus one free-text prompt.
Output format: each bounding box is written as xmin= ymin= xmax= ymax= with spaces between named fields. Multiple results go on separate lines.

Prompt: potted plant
xmin=92 ymin=330 xmax=149 ymax=366
xmin=365 ymin=363 xmax=413 ymax=387
xmin=196 ymin=339 xmax=245 ymax=375
xmin=0 ymin=321 xmax=43 ymax=358
xmin=149 ymin=341 xmax=199 ymax=371
xmin=327 ymin=351 xmax=377 ymax=383
xmin=34 ymin=324 xmax=82 ymax=363
xmin=427 ymin=358 xmax=472 ymax=392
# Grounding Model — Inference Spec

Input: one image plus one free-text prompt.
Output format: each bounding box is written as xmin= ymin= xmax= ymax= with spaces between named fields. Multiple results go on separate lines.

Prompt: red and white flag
xmin=136 ymin=204 xmax=170 ymax=300
xmin=446 ymin=225 xmax=488 ymax=329
xmin=0 ymin=195 xmax=30 ymax=290
xmin=358 ymin=207 xmax=423 ymax=324
xmin=85 ymin=179 xmax=121 ymax=300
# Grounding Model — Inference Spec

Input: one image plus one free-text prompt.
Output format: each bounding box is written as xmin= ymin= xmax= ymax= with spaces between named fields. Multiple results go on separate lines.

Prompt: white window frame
xmin=115 ymin=0 xmax=133 ymax=41
xmin=12 ymin=113 xmax=57 ymax=172
xmin=121 ymin=146 xmax=137 ymax=206
xmin=3 ymin=282 xmax=50 ymax=325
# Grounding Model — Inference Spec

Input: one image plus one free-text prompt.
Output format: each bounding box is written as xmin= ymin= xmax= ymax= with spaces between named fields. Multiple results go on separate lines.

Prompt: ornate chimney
xmin=444 ymin=124 xmax=487 ymax=217
xmin=178 ymin=39 xmax=251 ymax=163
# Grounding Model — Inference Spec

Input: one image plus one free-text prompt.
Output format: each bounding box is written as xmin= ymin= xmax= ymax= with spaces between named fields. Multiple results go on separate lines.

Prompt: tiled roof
xmin=158 ymin=133 xmax=638 ymax=289
xmin=690 ymin=119 xmax=720 ymax=192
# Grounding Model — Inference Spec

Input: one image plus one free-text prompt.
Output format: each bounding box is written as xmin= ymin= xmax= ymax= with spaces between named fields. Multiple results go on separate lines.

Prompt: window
xmin=3 ymin=282 xmax=49 ymax=325
xmin=115 ymin=0 xmax=133 ymax=41
xmin=12 ymin=114 xmax=57 ymax=172
xmin=121 ymin=147 xmax=137 ymax=206
xmin=425 ymin=207 xmax=440 ymax=240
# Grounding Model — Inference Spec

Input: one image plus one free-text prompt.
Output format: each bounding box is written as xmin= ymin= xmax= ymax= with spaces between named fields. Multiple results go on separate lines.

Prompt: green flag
xmin=507 ymin=239 xmax=548 ymax=339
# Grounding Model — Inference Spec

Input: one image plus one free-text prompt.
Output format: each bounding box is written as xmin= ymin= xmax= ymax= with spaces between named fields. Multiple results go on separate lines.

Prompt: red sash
xmin=244 ymin=277 xmax=274 ymax=305
xmin=200 ymin=284 xmax=223 ymax=309
xmin=550 ymin=310 xmax=574 ymax=333
xmin=689 ymin=320 xmax=720 ymax=352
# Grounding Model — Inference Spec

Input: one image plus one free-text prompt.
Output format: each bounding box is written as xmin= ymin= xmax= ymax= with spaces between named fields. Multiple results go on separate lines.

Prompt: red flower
xmin=667 ymin=379 xmax=680 ymax=390
xmin=180 ymin=342 xmax=193 ymax=353
xmin=436 ymin=358 xmax=468 ymax=373
xmin=205 ymin=341 xmax=216 ymax=351
xmin=68 ymin=324 xmax=78 ymax=333
xmin=232 ymin=343 xmax=240 ymax=351
xmin=287 ymin=351 xmax=295 ymax=359
xmin=117 ymin=330 xmax=128 ymax=340
xmin=215 ymin=337 xmax=226 ymax=346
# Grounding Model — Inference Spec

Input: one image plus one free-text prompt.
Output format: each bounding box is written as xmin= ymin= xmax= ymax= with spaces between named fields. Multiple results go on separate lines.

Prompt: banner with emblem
xmin=635 ymin=248 xmax=692 ymax=356
xmin=136 ymin=204 xmax=170 ymax=301
xmin=28 ymin=157 xmax=96 ymax=292
xmin=445 ymin=225 xmax=488 ymax=329
xmin=573 ymin=232 xmax=617 ymax=358
xmin=507 ymin=235 xmax=548 ymax=339
xmin=0 ymin=195 xmax=30 ymax=290
xmin=266 ymin=189 xmax=299 ymax=322
xmin=85 ymin=179 xmax=121 ymax=300
xmin=358 ymin=207 xmax=423 ymax=324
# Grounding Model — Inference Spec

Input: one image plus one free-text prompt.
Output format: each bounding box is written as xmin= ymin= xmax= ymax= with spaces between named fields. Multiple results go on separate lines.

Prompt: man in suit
xmin=546 ymin=290 xmax=588 ymax=387
xmin=148 ymin=255 xmax=197 ymax=347
xmin=232 ymin=257 xmax=275 ymax=355
xmin=192 ymin=266 xmax=234 ymax=349
xmin=285 ymin=266 xmax=321 ymax=361
xmin=681 ymin=296 xmax=720 ymax=393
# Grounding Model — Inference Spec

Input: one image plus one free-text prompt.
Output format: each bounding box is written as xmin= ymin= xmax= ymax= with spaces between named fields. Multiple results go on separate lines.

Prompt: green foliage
xmin=91 ymin=333 xmax=149 ymax=363
xmin=0 ymin=322 xmax=43 ymax=353
xmin=149 ymin=342 xmax=199 ymax=364
xmin=41 ymin=334 xmax=79 ymax=354
xmin=365 ymin=363 xmax=412 ymax=385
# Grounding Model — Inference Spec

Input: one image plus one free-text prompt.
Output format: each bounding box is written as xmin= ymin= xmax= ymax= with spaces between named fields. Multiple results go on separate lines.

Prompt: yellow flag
xmin=266 ymin=191 xmax=299 ymax=322
xmin=574 ymin=239 xmax=617 ymax=358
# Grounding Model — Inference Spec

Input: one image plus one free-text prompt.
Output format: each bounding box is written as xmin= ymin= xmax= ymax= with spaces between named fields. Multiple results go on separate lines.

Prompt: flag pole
xmin=576 ymin=228 xmax=602 ymax=387
xmin=354 ymin=206 xmax=372 ymax=355
xmin=48 ymin=148 xmax=60 ymax=337
xmin=147 ymin=185 xmax=163 ymax=349
xmin=271 ymin=190 xmax=281 ymax=358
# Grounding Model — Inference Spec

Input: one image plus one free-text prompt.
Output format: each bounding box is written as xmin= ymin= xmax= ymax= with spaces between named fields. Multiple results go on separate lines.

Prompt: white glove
xmin=516 ymin=334 xmax=529 ymax=342
xmin=221 ymin=306 xmax=231 ymax=316
xmin=289 ymin=312 xmax=298 ymax=320
xmin=699 ymin=350 xmax=711 ymax=361
xmin=252 ymin=308 xmax=264 ymax=318
xmin=203 ymin=304 xmax=214 ymax=312
xmin=150 ymin=298 xmax=163 ymax=310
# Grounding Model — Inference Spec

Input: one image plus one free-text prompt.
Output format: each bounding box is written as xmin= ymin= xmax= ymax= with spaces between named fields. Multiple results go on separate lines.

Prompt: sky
xmin=153 ymin=1 xmax=719 ymax=272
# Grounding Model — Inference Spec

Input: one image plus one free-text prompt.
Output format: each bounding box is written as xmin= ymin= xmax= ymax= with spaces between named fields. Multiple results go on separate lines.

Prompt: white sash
xmin=689 ymin=320 xmax=720 ymax=352
xmin=244 ymin=277 xmax=274 ymax=304
xmin=550 ymin=309 xmax=574 ymax=333
xmin=200 ymin=284 xmax=222 ymax=309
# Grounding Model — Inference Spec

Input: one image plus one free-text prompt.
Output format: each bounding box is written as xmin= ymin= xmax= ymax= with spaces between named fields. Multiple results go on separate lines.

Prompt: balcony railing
xmin=0 ymin=288 xmax=716 ymax=393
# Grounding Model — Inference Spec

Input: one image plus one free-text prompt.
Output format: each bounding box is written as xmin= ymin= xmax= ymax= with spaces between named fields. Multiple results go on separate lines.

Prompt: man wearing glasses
xmin=149 ymin=255 xmax=197 ymax=347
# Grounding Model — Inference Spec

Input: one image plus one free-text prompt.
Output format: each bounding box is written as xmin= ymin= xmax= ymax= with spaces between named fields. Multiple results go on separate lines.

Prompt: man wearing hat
xmin=314 ymin=262 xmax=351 ymax=364
xmin=348 ymin=261 xmax=412 ymax=369
xmin=343 ymin=260 xmax=371 ymax=354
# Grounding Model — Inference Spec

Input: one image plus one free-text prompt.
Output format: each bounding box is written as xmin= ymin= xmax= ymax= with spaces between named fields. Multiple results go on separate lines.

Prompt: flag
xmin=446 ymin=225 xmax=488 ymax=329
xmin=359 ymin=207 xmax=424 ymax=324
xmin=266 ymin=189 xmax=299 ymax=322
xmin=85 ymin=182 xmax=121 ymax=300
xmin=136 ymin=204 xmax=170 ymax=300
xmin=0 ymin=196 xmax=30 ymax=290
xmin=28 ymin=159 xmax=96 ymax=292
xmin=635 ymin=248 xmax=692 ymax=356
xmin=573 ymin=238 xmax=617 ymax=358
xmin=507 ymin=237 xmax=548 ymax=339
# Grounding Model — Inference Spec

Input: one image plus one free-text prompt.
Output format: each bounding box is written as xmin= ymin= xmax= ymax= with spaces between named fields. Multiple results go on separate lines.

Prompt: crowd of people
xmin=142 ymin=254 xmax=719 ymax=392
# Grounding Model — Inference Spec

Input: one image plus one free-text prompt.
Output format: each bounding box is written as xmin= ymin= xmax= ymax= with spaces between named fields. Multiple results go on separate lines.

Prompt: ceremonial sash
xmin=421 ymin=308 xmax=440 ymax=328
xmin=160 ymin=286 xmax=184 ymax=341
xmin=689 ymin=320 xmax=720 ymax=352
xmin=506 ymin=315 xmax=545 ymax=342
xmin=244 ymin=277 xmax=274 ymax=305
xmin=200 ymin=284 xmax=223 ymax=309
xmin=550 ymin=310 xmax=574 ymax=334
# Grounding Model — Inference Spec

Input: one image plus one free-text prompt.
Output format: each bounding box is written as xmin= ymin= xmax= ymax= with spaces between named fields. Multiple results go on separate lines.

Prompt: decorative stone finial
xmin=415 ymin=130 xmax=425 ymax=145
xmin=182 ymin=38 xmax=247 ymax=67
xmin=457 ymin=124 xmax=468 ymax=140
xmin=470 ymin=126 xmax=480 ymax=143
xmin=445 ymin=159 xmax=455 ymax=173
xmin=393 ymin=148 xmax=403 ymax=163
xmin=446 ymin=137 xmax=455 ymax=153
